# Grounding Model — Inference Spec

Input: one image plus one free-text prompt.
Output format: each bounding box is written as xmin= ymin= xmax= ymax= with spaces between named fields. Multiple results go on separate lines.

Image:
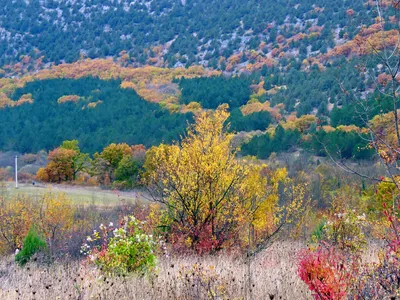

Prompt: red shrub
xmin=298 ymin=244 xmax=359 ymax=299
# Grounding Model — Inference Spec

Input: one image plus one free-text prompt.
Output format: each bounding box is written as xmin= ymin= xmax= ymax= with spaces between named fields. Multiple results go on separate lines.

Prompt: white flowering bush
xmin=320 ymin=210 xmax=368 ymax=253
xmin=81 ymin=216 xmax=157 ymax=275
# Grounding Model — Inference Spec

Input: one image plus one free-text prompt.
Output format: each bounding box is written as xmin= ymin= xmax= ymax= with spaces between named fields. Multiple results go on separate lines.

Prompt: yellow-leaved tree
xmin=144 ymin=105 xmax=309 ymax=253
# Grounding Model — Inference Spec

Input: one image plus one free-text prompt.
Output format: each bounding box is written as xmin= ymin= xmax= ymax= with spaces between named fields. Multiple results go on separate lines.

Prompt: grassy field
xmin=0 ymin=182 xmax=149 ymax=206
xmin=0 ymin=242 xmax=312 ymax=300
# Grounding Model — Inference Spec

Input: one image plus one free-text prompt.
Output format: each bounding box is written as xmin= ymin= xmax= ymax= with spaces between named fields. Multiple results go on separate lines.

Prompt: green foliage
xmin=305 ymin=130 xmax=374 ymax=159
xmin=82 ymin=216 xmax=157 ymax=275
xmin=264 ymin=56 xmax=384 ymax=120
xmin=178 ymin=76 xmax=251 ymax=109
xmin=114 ymin=156 xmax=140 ymax=188
xmin=330 ymin=93 xmax=395 ymax=127
xmin=375 ymin=180 xmax=397 ymax=211
xmin=0 ymin=0 xmax=365 ymax=67
xmin=227 ymin=108 xmax=272 ymax=132
xmin=15 ymin=227 xmax=47 ymax=266
xmin=311 ymin=218 xmax=326 ymax=243
xmin=60 ymin=140 xmax=90 ymax=180
xmin=241 ymin=126 xmax=301 ymax=159
xmin=0 ymin=77 xmax=192 ymax=153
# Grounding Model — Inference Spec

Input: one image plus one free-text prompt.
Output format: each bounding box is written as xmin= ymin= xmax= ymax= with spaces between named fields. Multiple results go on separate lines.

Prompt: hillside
xmin=0 ymin=76 xmax=193 ymax=153
xmin=0 ymin=0 xmax=375 ymax=72
xmin=0 ymin=0 xmax=399 ymax=161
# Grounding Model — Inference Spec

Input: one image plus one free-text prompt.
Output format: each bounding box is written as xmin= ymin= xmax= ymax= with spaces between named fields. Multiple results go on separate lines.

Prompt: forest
xmin=0 ymin=77 xmax=191 ymax=153
xmin=0 ymin=59 xmax=390 ymax=161
xmin=0 ymin=0 xmax=375 ymax=70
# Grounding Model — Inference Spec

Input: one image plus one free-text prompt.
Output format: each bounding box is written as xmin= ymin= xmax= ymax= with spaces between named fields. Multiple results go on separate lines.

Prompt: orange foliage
xmin=57 ymin=95 xmax=81 ymax=104
xmin=321 ymin=23 xmax=399 ymax=60
xmin=276 ymin=35 xmax=286 ymax=43
xmin=245 ymin=57 xmax=277 ymax=72
xmin=289 ymin=33 xmax=307 ymax=43
xmin=322 ymin=125 xmax=336 ymax=133
xmin=259 ymin=41 xmax=268 ymax=51
xmin=21 ymin=55 xmax=31 ymax=65
xmin=0 ymin=196 xmax=36 ymax=252
xmin=15 ymin=94 xmax=33 ymax=106
xmin=370 ymin=111 xmax=400 ymax=158
xmin=308 ymin=26 xmax=324 ymax=33
xmin=365 ymin=0 xmax=393 ymax=8
xmin=336 ymin=125 xmax=368 ymax=133
xmin=181 ymin=101 xmax=203 ymax=114
xmin=346 ymin=9 xmax=355 ymax=17
xmin=313 ymin=6 xmax=324 ymax=13
xmin=0 ymin=59 xmax=220 ymax=108
xmin=87 ymin=100 xmax=103 ymax=108
xmin=0 ymin=92 xmax=33 ymax=108
xmin=38 ymin=193 xmax=75 ymax=252
xmin=0 ymin=193 xmax=75 ymax=254
xmin=0 ymin=92 xmax=13 ymax=107
xmin=227 ymin=53 xmax=242 ymax=65
xmin=152 ymin=45 xmax=163 ymax=56
xmin=37 ymin=148 xmax=77 ymax=183
xmin=377 ymin=73 xmax=393 ymax=86
xmin=120 ymin=81 xmax=136 ymax=89
xmin=241 ymin=100 xmax=282 ymax=121
xmin=282 ymin=114 xmax=317 ymax=133
xmin=0 ymin=168 xmax=11 ymax=181
xmin=36 ymin=167 xmax=49 ymax=182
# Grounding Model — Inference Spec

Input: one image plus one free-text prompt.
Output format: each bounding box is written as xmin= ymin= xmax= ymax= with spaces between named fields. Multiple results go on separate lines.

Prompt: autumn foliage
xmin=144 ymin=105 xmax=309 ymax=253
xmin=0 ymin=193 xmax=75 ymax=255
xmin=298 ymin=244 xmax=359 ymax=300
xmin=0 ymin=59 xmax=220 ymax=108
xmin=37 ymin=140 xmax=89 ymax=183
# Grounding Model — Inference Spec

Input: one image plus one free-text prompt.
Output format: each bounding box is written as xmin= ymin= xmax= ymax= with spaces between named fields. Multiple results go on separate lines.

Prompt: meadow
xmin=0 ymin=241 xmax=311 ymax=300
xmin=0 ymin=182 xmax=146 ymax=207
xmin=0 ymin=184 xmax=312 ymax=299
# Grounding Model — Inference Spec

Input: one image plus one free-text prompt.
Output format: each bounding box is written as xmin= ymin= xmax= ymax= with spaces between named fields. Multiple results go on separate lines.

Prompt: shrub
xmin=301 ymin=203 xmax=400 ymax=299
xmin=322 ymin=210 xmax=368 ymax=253
xmin=0 ymin=195 xmax=37 ymax=254
xmin=0 ymin=193 xmax=75 ymax=256
xmin=178 ymin=264 xmax=228 ymax=299
xmin=15 ymin=227 xmax=47 ymax=266
xmin=351 ymin=205 xmax=400 ymax=298
xmin=298 ymin=244 xmax=359 ymax=299
xmin=82 ymin=215 xmax=157 ymax=275
xmin=311 ymin=218 xmax=326 ymax=243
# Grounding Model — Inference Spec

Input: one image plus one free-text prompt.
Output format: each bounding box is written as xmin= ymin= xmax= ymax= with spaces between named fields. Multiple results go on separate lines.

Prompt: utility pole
xmin=15 ymin=155 xmax=18 ymax=189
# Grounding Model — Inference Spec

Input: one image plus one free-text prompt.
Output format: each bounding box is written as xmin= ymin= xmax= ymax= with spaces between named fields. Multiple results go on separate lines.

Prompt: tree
xmin=36 ymin=140 xmax=89 ymax=183
xmin=114 ymin=155 xmax=140 ymax=187
xmin=60 ymin=140 xmax=90 ymax=180
xmin=92 ymin=143 xmax=146 ymax=188
xmin=95 ymin=143 xmax=132 ymax=170
xmin=37 ymin=148 xmax=76 ymax=183
xmin=92 ymin=143 xmax=132 ymax=186
xmin=0 ymin=193 xmax=74 ymax=256
xmin=144 ymin=105 xmax=308 ymax=253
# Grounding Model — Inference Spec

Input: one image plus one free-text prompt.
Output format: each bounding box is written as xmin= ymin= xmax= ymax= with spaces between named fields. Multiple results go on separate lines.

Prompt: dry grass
xmin=0 ymin=242 xmax=311 ymax=300
xmin=0 ymin=182 xmax=149 ymax=206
